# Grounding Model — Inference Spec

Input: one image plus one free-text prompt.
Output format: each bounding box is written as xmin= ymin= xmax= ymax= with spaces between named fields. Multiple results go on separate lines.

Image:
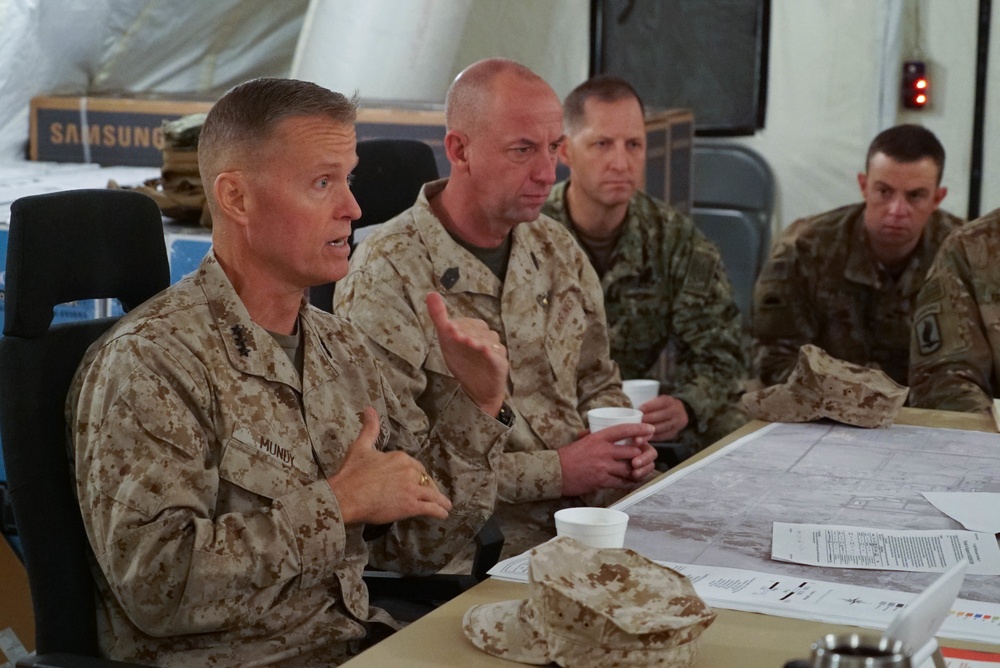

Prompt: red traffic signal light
xmin=902 ymin=61 xmax=929 ymax=109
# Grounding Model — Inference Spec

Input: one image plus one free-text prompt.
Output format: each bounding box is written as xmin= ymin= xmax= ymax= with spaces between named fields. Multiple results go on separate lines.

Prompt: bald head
xmin=437 ymin=59 xmax=563 ymax=245
xmin=445 ymin=58 xmax=553 ymax=137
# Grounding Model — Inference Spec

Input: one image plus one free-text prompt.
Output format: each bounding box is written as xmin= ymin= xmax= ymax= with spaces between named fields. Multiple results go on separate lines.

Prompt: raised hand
xmin=327 ymin=407 xmax=453 ymax=525
xmin=425 ymin=291 xmax=508 ymax=417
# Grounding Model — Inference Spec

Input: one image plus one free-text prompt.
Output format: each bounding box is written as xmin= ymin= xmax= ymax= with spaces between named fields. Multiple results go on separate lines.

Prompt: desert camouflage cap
xmin=742 ymin=344 xmax=908 ymax=428
xmin=463 ymin=536 xmax=716 ymax=667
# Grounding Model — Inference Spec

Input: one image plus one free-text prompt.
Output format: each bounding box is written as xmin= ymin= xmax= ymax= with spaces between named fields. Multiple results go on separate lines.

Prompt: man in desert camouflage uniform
xmin=910 ymin=209 xmax=1000 ymax=412
xmin=335 ymin=59 xmax=657 ymax=560
xmin=542 ymin=75 xmax=749 ymax=454
xmin=68 ymin=78 xmax=512 ymax=667
xmin=753 ymin=124 xmax=962 ymax=387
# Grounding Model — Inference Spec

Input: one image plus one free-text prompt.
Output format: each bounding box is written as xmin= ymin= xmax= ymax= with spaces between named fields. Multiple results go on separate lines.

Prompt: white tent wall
xmin=293 ymin=0 xmax=996 ymax=232
xmin=291 ymin=0 xmax=477 ymax=103
xmin=446 ymin=0 xmax=588 ymax=100
xmin=733 ymin=0 xmax=994 ymax=230
xmin=1 ymin=0 xmax=996 ymax=230
xmin=0 ymin=0 xmax=307 ymax=162
xmin=292 ymin=0 xmax=588 ymax=104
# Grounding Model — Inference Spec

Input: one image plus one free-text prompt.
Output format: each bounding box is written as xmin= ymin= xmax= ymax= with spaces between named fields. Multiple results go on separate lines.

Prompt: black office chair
xmin=691 ymin=141 xmax=776 ymax=325
xmin=0 ymin=189 xmax=169 ymax=667
xmin=309 ymin=138 xmax=440 ymax=312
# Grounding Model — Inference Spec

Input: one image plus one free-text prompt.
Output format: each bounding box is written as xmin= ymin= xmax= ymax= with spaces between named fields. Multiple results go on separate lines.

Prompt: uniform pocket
xmin=220 ymin=427 xmax=315 ymax=500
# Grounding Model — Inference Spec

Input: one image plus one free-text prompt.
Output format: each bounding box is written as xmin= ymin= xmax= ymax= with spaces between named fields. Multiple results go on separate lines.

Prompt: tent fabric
xmin=0 ymin=0 xmax=307 ymax=162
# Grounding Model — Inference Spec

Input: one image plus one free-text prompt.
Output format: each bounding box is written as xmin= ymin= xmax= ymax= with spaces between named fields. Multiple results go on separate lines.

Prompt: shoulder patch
xmin=685 ymin=249 xmax=717 ymax=297
xmin=915 ymin=313 xmax=942 ymax=356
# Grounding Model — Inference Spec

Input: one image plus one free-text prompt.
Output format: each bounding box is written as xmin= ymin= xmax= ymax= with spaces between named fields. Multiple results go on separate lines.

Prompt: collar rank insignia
xmin=440 ymin=267 xmax=460 ymax=290
xmin=230 ymin=324 xmax=251 ymax=357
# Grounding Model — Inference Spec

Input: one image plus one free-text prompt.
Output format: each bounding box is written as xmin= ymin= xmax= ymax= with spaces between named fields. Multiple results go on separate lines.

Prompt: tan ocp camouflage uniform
xmin=335 ymin=179 xmax=633 ymax=559
xmin=68 ymin=252 xmax=507 ymax=667
xmin=543 ymin=182 xmax=750 ymax=451
xmin=910 ymin=208 xmax=1000 ymax=413
xmin=753 ymin=203 xmax=962 ymax=387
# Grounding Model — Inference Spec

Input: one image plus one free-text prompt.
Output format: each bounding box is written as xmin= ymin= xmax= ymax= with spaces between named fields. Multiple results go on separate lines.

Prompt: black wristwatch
xmin=496 ymin=402 xmax=515 ymax=426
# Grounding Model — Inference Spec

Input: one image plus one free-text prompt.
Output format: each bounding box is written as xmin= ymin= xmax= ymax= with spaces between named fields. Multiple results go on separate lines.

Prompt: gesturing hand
xmin=426 ymin=291 xmax=508 ymax=418
xmin=327 ymin=407 xmax=452 ymax=525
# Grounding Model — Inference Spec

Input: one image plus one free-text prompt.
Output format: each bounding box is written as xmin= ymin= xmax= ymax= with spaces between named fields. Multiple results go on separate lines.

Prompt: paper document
xmin=771 ymin=523 xmax=1000 ymax=575
xmin=922 ymin=492 xmax=1000 ymax=534
xmin=489 ymin=422 xmax=1000 ymax=645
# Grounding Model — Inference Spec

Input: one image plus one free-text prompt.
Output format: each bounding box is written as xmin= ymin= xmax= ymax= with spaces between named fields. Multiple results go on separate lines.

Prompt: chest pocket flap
xmin=220 ymin=427 xmax=316 ymax=500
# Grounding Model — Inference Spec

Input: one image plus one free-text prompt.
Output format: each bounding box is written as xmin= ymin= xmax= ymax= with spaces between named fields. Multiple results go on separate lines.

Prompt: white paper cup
xmin=554 ymin=507 xmax=629 ymax=549
xmin=587 ymin=406 xmax=643 ymax=432
xmin=587 ymin=406 xmax=643 ymax=444
xmin=622 ymin=379 xmax=659 ymax=409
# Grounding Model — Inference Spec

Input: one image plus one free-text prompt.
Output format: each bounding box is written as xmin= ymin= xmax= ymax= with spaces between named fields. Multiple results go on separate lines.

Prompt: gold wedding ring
xmin=419 ymin=472 xmax=431 ymax=487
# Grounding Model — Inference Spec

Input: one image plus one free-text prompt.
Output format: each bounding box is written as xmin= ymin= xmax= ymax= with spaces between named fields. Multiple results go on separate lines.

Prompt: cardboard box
xmin=30 ymin=94 xmax=215 ymax=167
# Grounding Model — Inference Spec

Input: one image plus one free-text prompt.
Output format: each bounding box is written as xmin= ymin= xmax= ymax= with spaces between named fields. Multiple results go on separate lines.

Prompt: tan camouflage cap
xmin=463 ymin=536 xmax=716 ymax=667
xmin=742 ymin=344 xmax=908 ymax=428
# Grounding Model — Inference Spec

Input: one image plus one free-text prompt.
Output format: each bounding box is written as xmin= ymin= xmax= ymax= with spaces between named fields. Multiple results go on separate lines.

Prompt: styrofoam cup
xmin=622 ymin=379 xmax=659 ymax=409
xmin=554 ymin=507 xmax=629 ymax=549
xmin=587 ymin=406 xmax=643 ymax=444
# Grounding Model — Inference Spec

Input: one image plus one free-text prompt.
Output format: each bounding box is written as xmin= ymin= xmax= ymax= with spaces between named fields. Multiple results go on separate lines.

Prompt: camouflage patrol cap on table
xmin=462 ymin=536 xmax=716 ymax=667
xmin=742 ymin=344 xmax=908 ymax=428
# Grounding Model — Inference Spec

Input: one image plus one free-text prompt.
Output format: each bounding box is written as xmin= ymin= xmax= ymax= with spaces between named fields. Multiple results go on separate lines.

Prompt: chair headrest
xmin=5 ymin=188 xmax=171 ymax=338
xmin=353 ymin=139 xmax=439 ymax=228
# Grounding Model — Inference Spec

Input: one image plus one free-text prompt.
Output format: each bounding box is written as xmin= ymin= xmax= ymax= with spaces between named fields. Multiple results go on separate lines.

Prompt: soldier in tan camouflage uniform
xmin=910 ymin=209 xmax=1000 ymax=413
xmin=753 ymin=124 xmax=962 ymax=387
xmin=335 ymin=59 xmax=658 ymax=560
xmin=542 ymin=75 xmax=749 ymax=454
xmin=68 ymin=78 xmax=513 ymax=667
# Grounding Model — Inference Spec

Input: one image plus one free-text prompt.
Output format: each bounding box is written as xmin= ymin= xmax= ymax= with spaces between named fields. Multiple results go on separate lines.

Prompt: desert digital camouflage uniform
xmin=335 ymin=179 xmax=632 ymax=559
xmin=543 ymin=182 xmax=750 ymax=451
xmin=910 ymin=209 xmax=1000 ymax=413
xmin=68 ymin=252 xmax=507 ymax=667
xmin=753 ymin=203 xmax=962 ymax=387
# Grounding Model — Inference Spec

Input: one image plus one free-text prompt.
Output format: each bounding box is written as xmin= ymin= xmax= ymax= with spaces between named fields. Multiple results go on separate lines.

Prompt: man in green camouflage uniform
xmin=336 ymin=60 xmax=658 ymax=560
xmin=910 ymin=209 xmax=1000 ymax=412
xmin=753 ymin=124 xmax=962 ymax=387
xmin=68 ymin=78 xmax=513 ymax=667
xmin=542 ymin=75 xmax=749 ymax=454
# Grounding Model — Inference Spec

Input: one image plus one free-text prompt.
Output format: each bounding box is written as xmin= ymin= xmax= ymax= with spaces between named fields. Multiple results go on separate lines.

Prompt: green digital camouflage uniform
xmin=910 ymin=209 xmax=1000 ymax=413
xmin=335 ymin=179 xmax=634 ymax=559
xmin=68 ymin=252 xmax=508 ymax=667
xmin=753 ymin=203 xmax=962 ymax=387
xmin=542 ymin=182 xmax=750 ymax=451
